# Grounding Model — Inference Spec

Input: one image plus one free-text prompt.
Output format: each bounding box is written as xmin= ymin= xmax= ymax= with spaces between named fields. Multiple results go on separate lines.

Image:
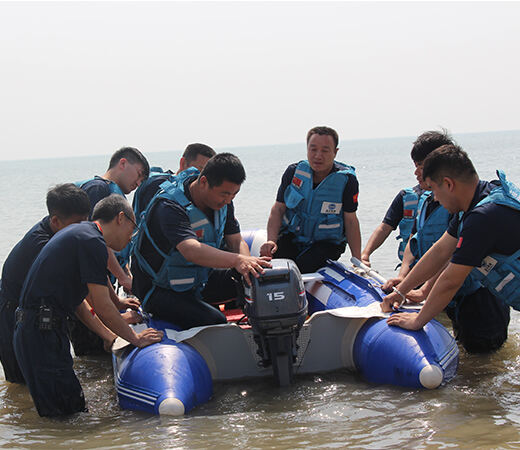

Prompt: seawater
xmin=1 ymin=130 xmax=520 ymax=448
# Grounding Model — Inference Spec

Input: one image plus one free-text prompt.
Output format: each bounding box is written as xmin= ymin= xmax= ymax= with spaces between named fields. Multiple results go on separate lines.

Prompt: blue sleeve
xmin=78 ymin=235 xmax=109 ymax=286
xmin=276 ymin=164 xmax=297 ymax=203
xmin=342 ymin=175 xmax=359 ymax=213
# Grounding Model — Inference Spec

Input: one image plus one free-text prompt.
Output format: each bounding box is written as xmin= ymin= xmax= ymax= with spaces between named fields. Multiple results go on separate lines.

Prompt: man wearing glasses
xmin=13 ymin=195 xmax=164 ymax=417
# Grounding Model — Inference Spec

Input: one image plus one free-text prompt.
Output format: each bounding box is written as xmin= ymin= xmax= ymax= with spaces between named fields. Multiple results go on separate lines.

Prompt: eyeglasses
xmin=123 ymin=211 xmax=139 ymax=237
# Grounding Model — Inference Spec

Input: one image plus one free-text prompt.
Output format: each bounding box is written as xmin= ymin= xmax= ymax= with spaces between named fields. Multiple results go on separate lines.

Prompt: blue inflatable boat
xmin=112 ymin=232 xmax=459 ymax=416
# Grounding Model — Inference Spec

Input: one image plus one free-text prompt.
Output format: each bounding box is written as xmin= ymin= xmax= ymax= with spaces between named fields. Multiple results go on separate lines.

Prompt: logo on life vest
xmin=476 ymin=255 xmax=498 ymax=276
xmin=321 ymin=202 xmax=342 ymax=214
xmin=292 ymin=177 xmax=303 ymax=188
xmin=195 ymin=228 xmax=204 ymax=240
xmin=403 ymin=209 xmax=414 ymax=218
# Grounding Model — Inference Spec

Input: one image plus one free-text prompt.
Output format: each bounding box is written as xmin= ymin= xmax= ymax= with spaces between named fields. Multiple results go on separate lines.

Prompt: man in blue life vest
xmin=0 ymin=184 xmax=91 ymax=383
xmin=72 ymin=147 xmax=149 ymax=355
xmin=14 ymin=195 xmax=163 ymax=417
xmin=133 ymin=143 xmax=216 ymax=220
xmin=131 ymin=153 xmax=272 ymax=330
xmin=76 ymin=146 xmax=150 ymax=291
xmin=383 ymin=145 xmax=516 ymax=354
xmin=260 ymin=126 xmax=361 ymax=273
xmin=361 ymin=131 xmax=455 ymax=268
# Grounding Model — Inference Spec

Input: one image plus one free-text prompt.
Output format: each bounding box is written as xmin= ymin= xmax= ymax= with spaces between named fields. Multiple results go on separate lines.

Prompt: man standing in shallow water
xmin=14 ymin=195 xmax=163 ymax=417
xmin=0 ymin=184 xmax=91 ymax=384
xmin=260 ymin=126 xmax=361 ymax=273
xmin=383 ymin=145 xmax=515 ymax=354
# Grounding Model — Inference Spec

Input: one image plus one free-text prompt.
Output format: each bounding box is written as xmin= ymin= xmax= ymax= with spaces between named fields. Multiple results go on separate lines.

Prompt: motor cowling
xmin=243 ymin=258 xmax=308 ymax=386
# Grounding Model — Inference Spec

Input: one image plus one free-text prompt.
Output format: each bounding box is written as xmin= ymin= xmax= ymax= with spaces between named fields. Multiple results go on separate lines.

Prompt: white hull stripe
xmin=318 ymin=223 xmax=341 ymax=229
xmin=170 ymin=277 xmax=195 ymax=285
xmin=116 ymin=387 xmax=156 ymax=406
xmin=295 ymin=169 xmax=311 ymax=179
xmin=438 ymin=342 xmax=459 ymax=368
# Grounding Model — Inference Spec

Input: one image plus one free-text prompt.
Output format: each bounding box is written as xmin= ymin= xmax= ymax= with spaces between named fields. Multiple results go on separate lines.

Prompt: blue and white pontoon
xmin=112 ymin=231 xmax=459 ymax=416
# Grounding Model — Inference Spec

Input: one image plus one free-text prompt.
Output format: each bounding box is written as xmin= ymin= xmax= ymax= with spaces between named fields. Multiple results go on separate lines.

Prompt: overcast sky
xmin=0 ymin=1 xmax=518 ymax=161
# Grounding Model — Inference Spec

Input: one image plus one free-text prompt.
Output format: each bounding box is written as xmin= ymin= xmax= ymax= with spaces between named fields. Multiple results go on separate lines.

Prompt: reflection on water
xmin=2 ymin=132 xmax=520 ymax=447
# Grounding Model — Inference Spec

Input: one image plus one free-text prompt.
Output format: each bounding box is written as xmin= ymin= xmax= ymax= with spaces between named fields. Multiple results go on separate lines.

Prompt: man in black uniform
xmin=132 ymin=153 xmax=271 ymax=329
xmin=14 ymin=195 xmax=163 ymax=416
xmin=383 ymin=145 xmax=516 ymax=353
xmin=0 ymin=184 xmax=90 ymax=383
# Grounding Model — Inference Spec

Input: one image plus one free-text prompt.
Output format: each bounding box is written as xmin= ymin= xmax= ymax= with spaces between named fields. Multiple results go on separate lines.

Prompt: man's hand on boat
xmin=235 ymin=255 xmax=272 ymax=285
xmin=382 ymin=276 xmax=404 ymax=292
xmin=259 ymin=240 xmax=278 ymax=257
xmin=386 ymin=312 xmax=422 ymax=330
xmin=133 ymin=328 xmax=164 ymax=348
xmin=118 ymin=296 xmax=141 ymax=310
xmin=121 ymin=310 xmax=143 ymax=324
xmin=380 ymin=288 xmax=424 ymax=312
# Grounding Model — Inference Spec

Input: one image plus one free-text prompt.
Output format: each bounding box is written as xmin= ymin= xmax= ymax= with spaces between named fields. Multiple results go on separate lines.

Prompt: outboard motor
xmin=243 ymin=259 xmax=308 ymax=386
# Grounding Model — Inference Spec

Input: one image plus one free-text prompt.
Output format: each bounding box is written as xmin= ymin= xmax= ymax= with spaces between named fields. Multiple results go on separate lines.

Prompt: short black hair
xmin=183 ymin=143 xmax=216 ymax=164
xmin=46 ymin=183 xmax=91 ymax=219
xmin=108 ymin=147 xmax=150 ymax=179
xmin=422 ymin=144 xmax=477 ymax=184
xmin=410 ymin=129 xmax=454 ymax=163
xmin=199 ymin=153 xmax=246 ymax=187
xmin=306 ymin=126 xmax=339 ymax=148
xmin=92 ymin=194 xmax=134 ymax=223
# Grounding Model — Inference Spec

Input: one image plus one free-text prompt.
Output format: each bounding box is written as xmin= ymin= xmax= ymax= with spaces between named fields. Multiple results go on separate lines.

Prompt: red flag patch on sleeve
xmin=292 ymin=177 xmax=303 ymax=188
xmin=456 ymin=236 xmax=463 ymax=248
xmin=352 ymin=193 xmax=359 ymax=203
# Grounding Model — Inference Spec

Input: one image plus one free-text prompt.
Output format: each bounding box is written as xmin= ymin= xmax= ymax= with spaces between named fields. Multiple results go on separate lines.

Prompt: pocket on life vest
xmin=285 ymin=186 xmax=305 ymax=209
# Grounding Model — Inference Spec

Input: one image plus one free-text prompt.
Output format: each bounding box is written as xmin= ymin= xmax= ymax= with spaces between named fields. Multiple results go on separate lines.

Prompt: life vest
xmin=281 ymin=160 xmax=356 ymax=248
xmin=463 ymin=171 xmax=520 ymax=310
xmin=409 ymin=192 xmax=450 ymax=261
xmin=75 ymin=176 xmax=125 ymax=197
xmin=132 ymin=166 xmax=174 ymax=221
xmin=132 ymin=167 xmax=227 ymax=305
xmin=75 ymin=176 xmax=129 ymax=270
xmin=395 ymin=187 xmax=421 ymax=261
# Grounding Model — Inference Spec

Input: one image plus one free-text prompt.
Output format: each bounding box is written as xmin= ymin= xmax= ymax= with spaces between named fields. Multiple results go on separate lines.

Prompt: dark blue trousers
xmin=13 ymin=310 xmax=86 ymax=417
xmin=143 ymin=269 xmax=236 ymax=329
xmin=446 ymin=287 xmax=510 ymax=354
xmin=0 ymin=300 xmax=25 ymax=383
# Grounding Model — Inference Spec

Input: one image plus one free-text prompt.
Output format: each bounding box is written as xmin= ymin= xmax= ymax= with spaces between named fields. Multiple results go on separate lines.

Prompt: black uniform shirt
xmin=81 ymin=177 xmax=125 ymax=218
xmin=0 ymin=216 xmax=54 ymax=305
xmin=19 ymin=222 xmax=108 ymax=317
xmin=447 ymin=180 xmax=520 ymax=266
